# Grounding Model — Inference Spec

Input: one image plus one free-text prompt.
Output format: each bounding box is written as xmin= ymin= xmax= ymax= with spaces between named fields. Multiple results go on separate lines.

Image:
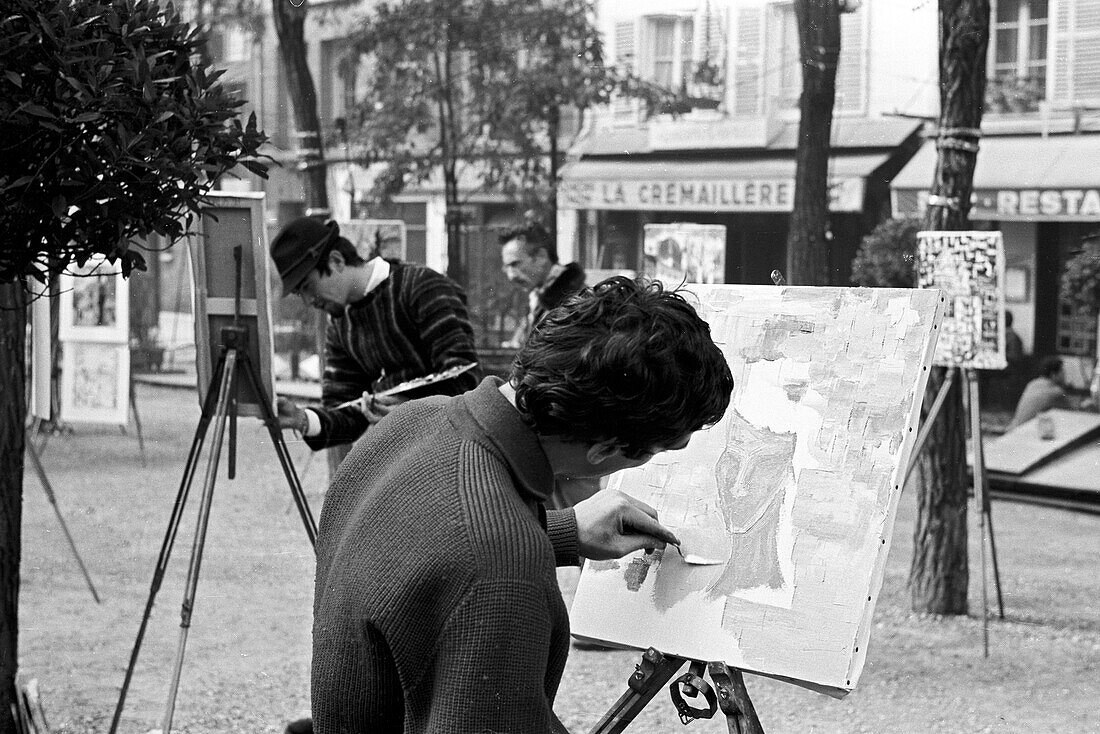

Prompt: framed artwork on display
xmin=58 ymin=256 xmax=130 ymax=425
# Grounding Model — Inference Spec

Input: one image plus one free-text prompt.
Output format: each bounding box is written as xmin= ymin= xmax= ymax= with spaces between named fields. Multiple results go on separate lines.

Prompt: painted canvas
xmin=569 ymin=285 xmax=944 ymax=697
xmin=58 ymin=257 xmax=130 ymax=425
xmin=917 ymin=230 xmax=1005 ymax=370
xmin=643 ymin=223 xmax=726 ymax=284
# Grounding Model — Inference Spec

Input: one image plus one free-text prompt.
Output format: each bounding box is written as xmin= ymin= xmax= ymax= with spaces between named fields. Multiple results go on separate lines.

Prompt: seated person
xmin=1008 ymin=355 xmax=1072 ymax=429
xmin=310 ymin=277 xmax=734 ymax=733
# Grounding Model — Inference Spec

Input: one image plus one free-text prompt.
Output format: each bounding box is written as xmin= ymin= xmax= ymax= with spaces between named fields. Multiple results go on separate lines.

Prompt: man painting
xmin=311 ymin=277 xmax=734 ymax=733
xmin=269 ymin=217 xmax=480 ymax=451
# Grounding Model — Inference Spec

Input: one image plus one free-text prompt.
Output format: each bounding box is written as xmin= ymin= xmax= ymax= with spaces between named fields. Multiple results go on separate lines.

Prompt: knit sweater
xmin=307 ymin=260 xmax=480 ymax=450
xmin=312 ymin=377 xmax=579 ymax=734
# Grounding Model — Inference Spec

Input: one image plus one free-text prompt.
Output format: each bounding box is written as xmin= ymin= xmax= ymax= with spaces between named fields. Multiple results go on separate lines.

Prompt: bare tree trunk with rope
xmin=910 ymin=0 xmax=990 ymax=615
xmin=786 ymin=0 xmax=841 ymax=286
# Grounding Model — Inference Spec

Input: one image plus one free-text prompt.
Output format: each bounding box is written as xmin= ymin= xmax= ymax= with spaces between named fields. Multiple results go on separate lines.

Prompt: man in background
xmin=1008 ymin=355 xmax=1072 ymax=429
xmin=500 ymin=220 xmax=586 ymax=345
xmin=269 ymin=217 xmax=480 ymax=452
xmin=311 ymin=277 xmax=734 ymax=733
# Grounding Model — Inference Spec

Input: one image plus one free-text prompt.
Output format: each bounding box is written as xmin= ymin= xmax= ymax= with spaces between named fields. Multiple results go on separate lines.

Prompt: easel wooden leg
xmin=129 ymin=378 xmax=147 ymax=468
xmin=591 ymin=650 xmax=765 ymax=734
xmin=966 ymin=368 xmax=1007 ymax=654
xmin=708 ymin=662 xmax=765 ymax=734
xmin=24 ymin=436 xmax=100 ymax=604
xmin=589 ymin=649 xmax=686 ymax=734
xmin=903 ymin=367 xmax=957 ymax=489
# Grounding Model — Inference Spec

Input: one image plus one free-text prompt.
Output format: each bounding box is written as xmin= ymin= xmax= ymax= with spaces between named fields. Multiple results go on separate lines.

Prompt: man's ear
xmin=586 ymin=440 xmax=622 ymax=465
xmin=328 ymin=249 xmax=346 ymax=271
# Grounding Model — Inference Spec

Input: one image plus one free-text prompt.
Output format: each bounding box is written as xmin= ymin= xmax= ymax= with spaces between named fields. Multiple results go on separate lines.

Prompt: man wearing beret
xmin=270 ymin=216 xmax=480 ymax=451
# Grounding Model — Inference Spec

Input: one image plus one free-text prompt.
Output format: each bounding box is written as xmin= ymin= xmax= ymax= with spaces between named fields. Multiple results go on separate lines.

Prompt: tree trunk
xmin=444 ymin=167 xmax=466 ymax=287
xmin=786 ymin=0 xmax=840 ymax=287
xmin=909 ymin=0 xmax=989 ymax=615
xmin=0 ymin=283 xmax=27 ymax=734
xmin=270 ymin=0 xmax=329 ymax=215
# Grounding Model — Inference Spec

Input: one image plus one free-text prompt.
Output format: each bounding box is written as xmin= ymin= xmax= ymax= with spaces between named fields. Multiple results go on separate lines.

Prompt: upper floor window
xmin=650 ymin=16 xmax=695 ymax=92
xmin=992 ymin=0 xmax=1049 ymax=98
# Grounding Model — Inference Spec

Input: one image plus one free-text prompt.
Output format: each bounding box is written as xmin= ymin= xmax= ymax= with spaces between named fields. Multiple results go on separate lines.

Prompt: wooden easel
xmin=903 ymin=365 xmax=1005 ymax=656
xmin=591 ymin=648 xmax=764 ymax=734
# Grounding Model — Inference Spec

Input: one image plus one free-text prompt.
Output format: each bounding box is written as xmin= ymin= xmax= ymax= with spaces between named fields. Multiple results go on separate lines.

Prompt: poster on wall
xmin=643 ymin=223 xmax=726 ymax=284
xmin=343 ymin=219 xmax=407 ymax=262
xmin=569 ymin=285 xmax=944 ymax=697
xmin=917 ymin=230 xmax=1006 ymax=370
xmin=187 ymin=191 xmax=276 ymax=419
xmin=58 ymin=256 xmax=130 ymax=425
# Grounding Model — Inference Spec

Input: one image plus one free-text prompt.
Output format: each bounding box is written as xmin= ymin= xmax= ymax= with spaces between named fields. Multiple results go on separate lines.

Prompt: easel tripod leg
xmin=965 ymin=369 xmax=990 ymax=657
xmin=984 ymin=496 xmax=1006 ymax=618
xmin=107 ymin=352 xmax=227 ymax=734
xmin=589 ymin=649 xmax=687 ymax=734
xmin=707 ymin=663 xmax=765 ymax=734
xmin=239 ymin=352 xmax=318 ymax=547
xmin=24 ymin=437 xmax=100 ymax=604
xmin=161 ymin=350 xmax=240 ymax=734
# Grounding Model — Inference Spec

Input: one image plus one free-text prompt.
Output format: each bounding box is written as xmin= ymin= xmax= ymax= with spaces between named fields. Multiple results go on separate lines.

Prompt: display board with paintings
xmin=58 ymin=257 xmax=130 ymax=425
xmin=186 ymin=191 xmax=276 ymax=419
xmin=643 ymin=223 xmax=727 ymax=284
xmin=569 ymin=284 xmax=944 ymax=697
xmin=917 ymin=230 xmax=1006 ymax=370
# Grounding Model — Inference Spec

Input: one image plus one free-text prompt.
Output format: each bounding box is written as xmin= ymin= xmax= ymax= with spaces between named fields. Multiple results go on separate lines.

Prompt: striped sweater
xmin=312 ymin=377 xmax=578 ymax=734
xmin=306 ymin=261 xmax=481 ymax=450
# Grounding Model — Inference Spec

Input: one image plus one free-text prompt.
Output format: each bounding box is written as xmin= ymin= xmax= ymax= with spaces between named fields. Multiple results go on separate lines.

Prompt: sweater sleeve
xmin=545 ymin=509 xmax=579 ymax=567
xmin=405 ymin=268 xmax=481 ymax=395
xmin=419 ymin=578 xmax=570 ymax=734
xmin=306 ymin=318 xmax=371 ymax=450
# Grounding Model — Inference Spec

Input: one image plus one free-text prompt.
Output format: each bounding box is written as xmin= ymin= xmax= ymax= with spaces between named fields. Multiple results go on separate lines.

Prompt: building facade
xmin=892 ymin=0 xmax=1100 ymax=383
xmin=556 ymin=0 xmax=940 ymax=286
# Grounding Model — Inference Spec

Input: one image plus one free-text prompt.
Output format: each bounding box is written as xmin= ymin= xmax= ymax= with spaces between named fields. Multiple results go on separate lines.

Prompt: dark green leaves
xmin=0 ymin=0 xmax=270 ymax=283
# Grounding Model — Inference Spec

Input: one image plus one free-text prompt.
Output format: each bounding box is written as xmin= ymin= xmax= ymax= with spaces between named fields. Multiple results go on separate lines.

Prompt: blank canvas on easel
xmin=569 ymin=285 xmax=944 ymax=697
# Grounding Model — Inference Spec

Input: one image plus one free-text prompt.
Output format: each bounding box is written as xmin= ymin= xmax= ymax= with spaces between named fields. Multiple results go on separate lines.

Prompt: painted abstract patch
xmin=917 ymin=230 xmax=1006 ymax=370
xmin=569 ymin=285 xmax=943 ymax=696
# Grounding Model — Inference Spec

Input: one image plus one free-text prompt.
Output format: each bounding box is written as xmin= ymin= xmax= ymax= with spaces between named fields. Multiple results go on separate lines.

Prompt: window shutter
xmin=1051 ymin=0 xmax=1100 ymax=105
xmin=834 ymin=7 xmax=866 ymax=113
xmin=732 ymin=5 xmax=764 ymax=115
xmin=692 ymin=4 xmax=729 ymax=99
xmin=611 ymin=20 xmax=640 ymax=122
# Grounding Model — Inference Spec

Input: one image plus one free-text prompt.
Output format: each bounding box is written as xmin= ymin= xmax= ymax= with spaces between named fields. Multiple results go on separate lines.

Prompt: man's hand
xmin=358 ymin=392 xmax=408 ymax=426
xmin=276 ymin=397 xmax=306 ymax=431
xmin=573 ymin=490 xmax=680 ymax=561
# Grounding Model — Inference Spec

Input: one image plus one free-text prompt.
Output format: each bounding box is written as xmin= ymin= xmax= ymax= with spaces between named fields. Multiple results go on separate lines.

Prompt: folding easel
xmin=903 ymin=365 xmax=1005 ymax=656
xmin=591 ymin=647 xmax=764 ymax=734
xmin=108 ymin=248 xmax=318 ymax=734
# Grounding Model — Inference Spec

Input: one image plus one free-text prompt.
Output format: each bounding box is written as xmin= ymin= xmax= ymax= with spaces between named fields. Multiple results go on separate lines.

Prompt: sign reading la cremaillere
xmin=559 ymin=177 xmax=865 ymax=212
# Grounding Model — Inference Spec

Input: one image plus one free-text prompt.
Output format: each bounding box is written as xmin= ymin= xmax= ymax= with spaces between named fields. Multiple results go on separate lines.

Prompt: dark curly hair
xmin=510 ymin=276 xmax=733 ymax=457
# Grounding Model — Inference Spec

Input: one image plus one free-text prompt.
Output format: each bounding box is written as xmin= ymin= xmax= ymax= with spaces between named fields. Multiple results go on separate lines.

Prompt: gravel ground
xmin=18 ymin=384 xmax=1100 ymax=733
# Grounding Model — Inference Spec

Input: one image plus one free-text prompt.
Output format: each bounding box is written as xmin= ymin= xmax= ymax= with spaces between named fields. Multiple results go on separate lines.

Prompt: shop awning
xmin=558 ymin=153 xmax=892 ymax=213
xmin=891 ymin=134 xmax=1100 ymax=221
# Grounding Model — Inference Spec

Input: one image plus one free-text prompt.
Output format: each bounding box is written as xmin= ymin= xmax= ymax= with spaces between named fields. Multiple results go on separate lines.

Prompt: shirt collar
xmin=453 ymin=377 xmax=555 ymax=502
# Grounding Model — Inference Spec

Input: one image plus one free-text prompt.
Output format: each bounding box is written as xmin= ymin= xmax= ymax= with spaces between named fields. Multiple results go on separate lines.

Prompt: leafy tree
xmin=0 ymin=1 xmax=267 ymax=728
xmin=911 ymin=0 xmax=990 ymax=616
xmin=850 ymin=218 xmax=920 ymax=288
xmin=785 ymin=0 xmax=842 ymax=286
xmin=1060 ymin=233 xmax=1100 ymax=311
xmin=349 ymin=0 xmax=619 ymax=286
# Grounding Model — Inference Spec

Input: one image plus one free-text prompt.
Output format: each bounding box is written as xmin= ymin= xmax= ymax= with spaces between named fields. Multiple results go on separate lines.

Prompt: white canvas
xmin=569 ymin=285 xmax=943 ymax=697
xmin=917 ymin=230 xmax=1006 ymax=370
